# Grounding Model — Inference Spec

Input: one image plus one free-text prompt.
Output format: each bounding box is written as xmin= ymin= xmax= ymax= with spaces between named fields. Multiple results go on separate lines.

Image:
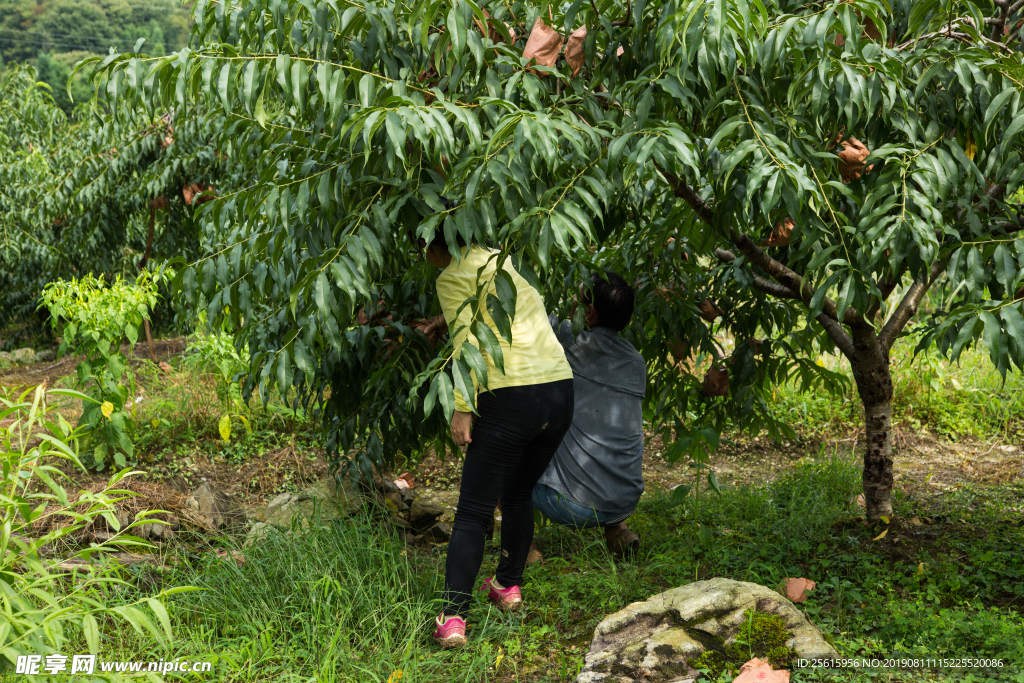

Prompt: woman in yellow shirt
xmin=422 ymin=230 xmax=573 ymax=648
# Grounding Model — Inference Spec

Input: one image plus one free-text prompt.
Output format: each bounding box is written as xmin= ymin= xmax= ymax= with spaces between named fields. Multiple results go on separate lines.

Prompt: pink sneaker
xmin=482 ymin=577 xmax=522 ymax=611
xmin=432 ymin=614 xmax=467 ymax=648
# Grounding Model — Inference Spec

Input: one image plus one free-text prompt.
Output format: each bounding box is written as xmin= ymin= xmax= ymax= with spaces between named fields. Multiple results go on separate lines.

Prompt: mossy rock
xmin=575 ymin=578 xmax=838 ymax=683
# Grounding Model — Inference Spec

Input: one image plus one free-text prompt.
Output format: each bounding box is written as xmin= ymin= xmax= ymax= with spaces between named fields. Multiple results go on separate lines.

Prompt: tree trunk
xmin=862 ymin=401 xmax=893 ymax=522
xmin=848 ymin=325 xmax=894 ymax=523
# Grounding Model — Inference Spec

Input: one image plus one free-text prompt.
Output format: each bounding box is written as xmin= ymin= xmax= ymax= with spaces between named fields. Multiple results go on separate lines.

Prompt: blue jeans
xmin=532 ymin=483 xmax=630 ymax=529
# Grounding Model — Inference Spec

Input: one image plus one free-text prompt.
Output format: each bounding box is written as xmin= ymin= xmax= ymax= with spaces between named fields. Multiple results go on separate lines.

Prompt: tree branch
xmin=877 ymin=258 xmax=945 ymax=351
xmin=816 ymin=313 xmax=856 ymax=360
xmin=656 ymin=162 xmax=864 ymax=326
xmin=993 ymin=0 xmax=1011 ymax=40
xmin=715 ymin=248 xmax=801 ymax=299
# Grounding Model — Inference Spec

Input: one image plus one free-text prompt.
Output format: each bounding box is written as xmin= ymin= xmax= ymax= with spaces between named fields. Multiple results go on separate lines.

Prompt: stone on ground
xmin=186 ymin=482 xmax=244 ymax=529
xmin=263 ymin=476 xmax=362 ymax=528
xmin=575 ymin=578 xmax=838 ymax=683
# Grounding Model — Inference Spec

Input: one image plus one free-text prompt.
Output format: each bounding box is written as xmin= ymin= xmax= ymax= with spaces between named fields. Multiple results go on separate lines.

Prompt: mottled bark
xmin=849 ymin=324 xmax=893 ymax=522
xmin=863 ymin=402 xmax=893 ymax=522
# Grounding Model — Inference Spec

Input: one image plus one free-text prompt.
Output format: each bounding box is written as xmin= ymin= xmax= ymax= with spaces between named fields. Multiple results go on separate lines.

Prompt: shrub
xmin=0 ymin=385 xmax=186 ymax=675
xmin=39 ymin=272 xmax=160 ymax=470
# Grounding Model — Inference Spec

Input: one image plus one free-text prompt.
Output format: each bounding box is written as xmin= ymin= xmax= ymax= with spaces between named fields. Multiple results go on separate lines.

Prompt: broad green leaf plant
xmin=40 ymin=273 xmax=160 ymax=471
xmin=0 ymin=385 xmax=188 ymax=677
xmin=180 ymin=312 xmax=253 ymax=442
xmin=83 ymin=0 xmax=1024 ymax=520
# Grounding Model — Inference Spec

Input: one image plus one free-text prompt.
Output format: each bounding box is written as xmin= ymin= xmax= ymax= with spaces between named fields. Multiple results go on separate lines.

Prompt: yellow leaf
xmin=879 ymin=515 xmax=890 ymax=524
xmin=219 ymin=414 xmax=232 ymax=442
xmin=872 ymin=528 xmax=888 ymax=541
xmin=387 ymin=671 xmax=403 ymax=683
xmin=965 ymin=134 xmax=977 ymax=161
xmin=916 ymin=562 xmax=926 ymax=575
xmin=151 ymin=419 xmax=159 ymax=428
xmin=101 ymin=402 xmax=114 ymax=419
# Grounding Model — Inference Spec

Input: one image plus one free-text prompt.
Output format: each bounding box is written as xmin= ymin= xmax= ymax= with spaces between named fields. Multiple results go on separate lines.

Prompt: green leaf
xmin=82 ymin=613 xmax=100 ymax=654
xmin=460 ymin=340 xmax=488 ymax=388
xmin=359 ymin=73 xmax=375 ymax=108
xmin=994 ymin=244 xmax=1015 ymax=291
xmin=243 ymin=60 xmax=257 ymax=112
xmin=315 ymin=271 xmax=335 ymax=313
xmin=486 ymin=294 xmax=512 ymax=344
xmin=146 ymin=598 xmax=173 ymax=642
xmin=471 ymin=320 xmax=505 ymax=375
xmin=451 ymin=357 xmax=476 ymax=412
xmin=293 ymin=338 xmax=315 ymax=380
xmin=218 ymin=62 xmax=232 ymax=112
xmin=437 ymin=371 xmax=455 ymax=421
xmin=707 ymin=470 xmax=722 ymax=495
xmin=670 ymin=483 xmax=693 ymax=504
xmin=108 ymin=353 xmax=126 ymax=381
xmin=984 ymin=87 xmax=1014 ymax=138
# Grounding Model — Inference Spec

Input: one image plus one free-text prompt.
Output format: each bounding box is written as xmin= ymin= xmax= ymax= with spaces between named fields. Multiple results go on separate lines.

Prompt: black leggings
xmin=443 ymin=379 xmax=574 ymax=617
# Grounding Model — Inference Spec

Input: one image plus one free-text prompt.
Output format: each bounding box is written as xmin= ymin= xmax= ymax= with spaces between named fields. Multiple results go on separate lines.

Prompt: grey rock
xmin=424 ymin=521 xmax=452 ymax=543
xmin=384 ymin=491 xmax=408 ymax=515
xmin=191 ymin=482 xmax=243 ymax=529
xmin=265 ymin=477 xmax=362 ymax=528
xmin=11 ymin=347 xmax=35 ymax=364
xmin=245 ymin=521 xmax=280 ymax=546
xmin=399 ymin=487 xmax=416 ymax=505
xmin=409 ymin=499 xmax=445 ymax=531
xmin=35 ymin=349 xmax=56 ymax=362
xmin=576 ymin=578 xmax=839 ymax=683
xmin=139 ymin=522 xmax=176 ymax=540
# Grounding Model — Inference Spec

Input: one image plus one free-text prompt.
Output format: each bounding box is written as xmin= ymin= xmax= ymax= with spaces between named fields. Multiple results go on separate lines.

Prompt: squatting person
xmin=532 ymin=271 xmax=646 ymax=558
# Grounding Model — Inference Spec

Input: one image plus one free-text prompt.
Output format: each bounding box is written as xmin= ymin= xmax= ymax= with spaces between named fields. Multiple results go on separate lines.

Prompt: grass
xmin=69 ymin=450 xmax=1024 ymax=683
xmin=771 ymin=341 xmax=1024 ymax=443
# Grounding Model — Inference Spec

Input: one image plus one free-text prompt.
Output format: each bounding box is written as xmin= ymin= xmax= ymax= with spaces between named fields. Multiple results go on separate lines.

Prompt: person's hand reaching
xmin=451 ymin=410 xmax=475 ymax=446
xmin=422 ymin=314 xmax=446 ymax=345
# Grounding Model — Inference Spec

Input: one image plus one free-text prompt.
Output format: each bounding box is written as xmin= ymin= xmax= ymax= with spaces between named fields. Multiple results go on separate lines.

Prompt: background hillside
xmin=0 ymin=0 xmax=191 ymax=114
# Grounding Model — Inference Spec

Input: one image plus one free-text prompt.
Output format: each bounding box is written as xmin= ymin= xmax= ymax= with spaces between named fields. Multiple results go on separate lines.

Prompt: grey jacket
xmin=536 ymin=316 xmax=646 ymax=517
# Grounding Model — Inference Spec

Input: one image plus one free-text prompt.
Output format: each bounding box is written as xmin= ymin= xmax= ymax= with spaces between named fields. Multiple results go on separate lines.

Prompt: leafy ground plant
xmin=39 ymin=272 xmax=160 ymax=470
xmin=178 ymin=314 xmax=251 ymax=443
xmin=0 ymin=385 xmax=187 ymax=678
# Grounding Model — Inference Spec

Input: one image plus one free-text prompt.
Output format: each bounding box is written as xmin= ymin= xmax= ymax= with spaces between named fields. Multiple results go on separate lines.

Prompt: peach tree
xmin=84 ymin=0 xmax=1024 ymax=520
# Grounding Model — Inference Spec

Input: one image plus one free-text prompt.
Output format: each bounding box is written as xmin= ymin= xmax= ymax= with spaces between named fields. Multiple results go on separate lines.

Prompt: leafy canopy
xmin=79 ymin=0 xmax=1024 ymax=474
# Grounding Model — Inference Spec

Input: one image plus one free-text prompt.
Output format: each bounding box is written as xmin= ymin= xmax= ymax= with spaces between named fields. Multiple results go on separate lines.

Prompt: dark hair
xmin=587 ymin=271 xmax=635 ymax=332
xmin=417 ymin=196 xmax=466 ymax=263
